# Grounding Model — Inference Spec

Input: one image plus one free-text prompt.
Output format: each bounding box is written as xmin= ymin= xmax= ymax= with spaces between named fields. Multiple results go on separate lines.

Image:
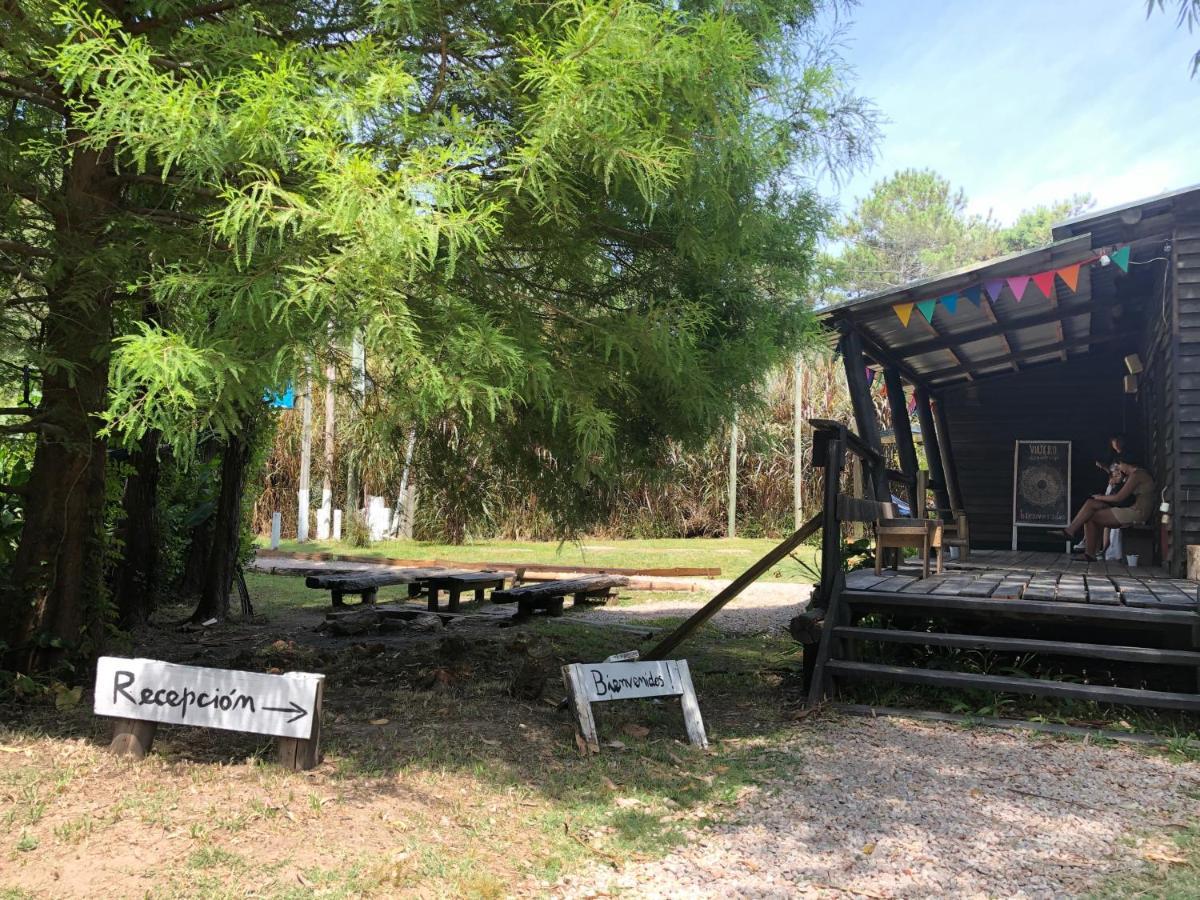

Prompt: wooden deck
xmin=851 ymin=549 xmax=1198 ymax=611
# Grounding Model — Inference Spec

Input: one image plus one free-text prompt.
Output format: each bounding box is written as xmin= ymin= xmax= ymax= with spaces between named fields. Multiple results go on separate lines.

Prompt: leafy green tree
xmin=822 ymin=168 xmax=1092 ymax=302
xmin=0 ymin=0 xmax=874 ymax=669
xmin=1148 ymin=0 xmax=1200 ymax=72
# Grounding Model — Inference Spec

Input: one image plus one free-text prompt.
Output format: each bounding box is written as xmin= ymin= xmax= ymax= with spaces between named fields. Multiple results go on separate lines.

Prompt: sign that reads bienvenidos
xmin=562 ymin=659 xmax=707 ymax=752
xmin=94 ymin=657 xmax=323 ymax=740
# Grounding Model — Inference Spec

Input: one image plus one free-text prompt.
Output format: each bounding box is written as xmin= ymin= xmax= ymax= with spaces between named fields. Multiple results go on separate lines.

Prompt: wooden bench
xmin=424 ymin=571 xmax=514 ymax=612
xmin=304 ymin=569 xmax=446 ymax=607
xmin=490 ymin=575 xmax=630 ymax=619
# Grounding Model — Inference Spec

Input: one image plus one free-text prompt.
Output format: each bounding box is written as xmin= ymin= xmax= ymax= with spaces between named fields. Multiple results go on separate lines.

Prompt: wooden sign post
xmin=561 ymin=659 xmax=707 ymax=754
xmin=94 ymin=657 xmax=325 ymax=771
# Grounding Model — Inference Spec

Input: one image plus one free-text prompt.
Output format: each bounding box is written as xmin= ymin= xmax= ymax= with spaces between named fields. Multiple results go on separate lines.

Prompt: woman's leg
xmin=1067 ymin=498 xmax=1105 ymax=537
xmin=1087 ymin=509 xmax=1123 ymax=556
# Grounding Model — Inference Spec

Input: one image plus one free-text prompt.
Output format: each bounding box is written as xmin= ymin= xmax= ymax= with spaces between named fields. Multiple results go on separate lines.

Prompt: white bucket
xmin=1126 ymin=554 xmax=1139 ymax=568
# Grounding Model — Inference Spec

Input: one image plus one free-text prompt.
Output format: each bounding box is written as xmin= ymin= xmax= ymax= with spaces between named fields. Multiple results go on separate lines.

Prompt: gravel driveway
xmin=558 ymin=715 xmax=1200 ymax=899
xmin=576 ymin=581 xmax=813 ymax=635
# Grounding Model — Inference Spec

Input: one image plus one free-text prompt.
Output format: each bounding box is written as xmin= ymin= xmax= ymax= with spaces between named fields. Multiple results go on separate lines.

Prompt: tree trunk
xmin=113 ymin=432 xmax=162 ymax=628
xmin=191 ymin=432 xmax=253 ymax=623
xmin=1 ymin=145 xmax=117 ymax=672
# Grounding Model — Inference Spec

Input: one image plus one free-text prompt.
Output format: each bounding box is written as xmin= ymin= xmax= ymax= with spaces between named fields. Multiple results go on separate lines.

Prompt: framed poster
xmin=1011 ymin=440 xmax=1071 ymax=549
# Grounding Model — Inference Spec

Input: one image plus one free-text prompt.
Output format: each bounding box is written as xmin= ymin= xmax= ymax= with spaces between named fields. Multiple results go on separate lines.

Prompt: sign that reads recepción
xmin=94 ymin=657 xmax=323 ymax=740
xmin=1013 ymin=440 xmax=1072 ymax=528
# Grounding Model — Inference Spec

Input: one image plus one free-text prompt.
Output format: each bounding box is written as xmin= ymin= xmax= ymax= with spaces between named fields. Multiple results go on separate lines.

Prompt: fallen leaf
xmin=614 ymin=797 xmax=642 ymax=808
xmin=603 ymin=740 xmax=626 ymax=750
xmin=621 ymin=723 xmax=650 ymax=739
xmin=1141 ymin=849 xmax=1189 ymax=865
xmin=861 ymin=841 xmax=876 ymax=856
xmin=370 ymin=718 xmax=389 ymax=726
xmin=601 ymin=777 xmax=619 ymax=792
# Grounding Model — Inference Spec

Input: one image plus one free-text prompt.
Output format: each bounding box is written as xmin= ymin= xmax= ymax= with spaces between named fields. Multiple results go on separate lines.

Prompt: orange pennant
xmin=894 ymin=302 xmax=914 ymax=327
xmin=1031 ymin=270 xmax=1057 ymax=299
xmin=1056 ymin=263 xmax=1080 ymax=292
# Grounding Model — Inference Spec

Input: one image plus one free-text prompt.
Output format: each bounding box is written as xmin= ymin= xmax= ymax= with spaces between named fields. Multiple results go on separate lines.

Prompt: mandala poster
xmin=1012 ymin=441 xmax=1071 ymax=528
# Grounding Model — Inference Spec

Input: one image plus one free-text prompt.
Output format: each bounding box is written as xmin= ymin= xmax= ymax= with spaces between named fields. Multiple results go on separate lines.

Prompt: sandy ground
xmin=559 ymin=715 xmax=1200 ymax=899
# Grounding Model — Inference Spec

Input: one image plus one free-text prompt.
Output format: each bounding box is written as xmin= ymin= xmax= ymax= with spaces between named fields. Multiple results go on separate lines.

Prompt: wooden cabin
xmin=822 ymin=184 xmax=1200 ymax=576
xmin=804 ymin=186 xmax=1200 ymax=714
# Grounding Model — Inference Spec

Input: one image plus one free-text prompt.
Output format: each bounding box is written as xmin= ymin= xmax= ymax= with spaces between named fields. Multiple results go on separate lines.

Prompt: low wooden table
xmin=305 ymin=568 xmax=446 ymax=607
xmin=424 ymin=571 xmax=514 ymax=612
xmin=491 ymin=575 xmax=630 ymax=619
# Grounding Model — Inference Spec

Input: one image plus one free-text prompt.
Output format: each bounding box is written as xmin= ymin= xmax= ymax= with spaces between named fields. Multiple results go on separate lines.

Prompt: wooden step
xmin=832 ymin=627 xmax=1200 ymax=666
xmin=824 ymin=660 xmax=1200 ymax=711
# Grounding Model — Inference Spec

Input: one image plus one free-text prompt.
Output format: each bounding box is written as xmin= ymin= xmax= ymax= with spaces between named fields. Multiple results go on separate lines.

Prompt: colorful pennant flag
xmin=907 ymin=393 xmax=918 ymax=414
xmin=1111 ymin=246 xmax=1131 ymax=272
xmin=1006 ymin=275 xmax=1032 ymax=302
xmin=865 ymin=367 xmax=875 ymax=386
xmin=1031 ymin=271 xmax=1057 ymax=299
xmin=885 ymin=245 xmax=1127 ymax=328
xmin=1057 ymin=263 xmax=1081 ymax=292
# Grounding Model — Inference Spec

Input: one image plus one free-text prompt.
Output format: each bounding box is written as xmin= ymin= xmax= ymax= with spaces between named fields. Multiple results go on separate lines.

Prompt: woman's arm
xmin=1096 ymin=474 xmax=1138 ymax=504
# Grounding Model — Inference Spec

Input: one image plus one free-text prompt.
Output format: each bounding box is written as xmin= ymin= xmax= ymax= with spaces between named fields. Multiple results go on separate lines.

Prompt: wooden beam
xmin=929 ymin=393 xmax=963 ymax=513
xmin=839 ymin=330 xmax=888 ymax=500
xmin=918 ymin=332 xmax=1119 ymax=382
xmin=976 ymin=298 xmax=1020 ymax=370
xmin=883 ymin=366 xmax=919 ymax=488
xmin=913 ymin=385 xmax=951 ymax=518
xmin=645 ymin=512 xmax=824 ymax=660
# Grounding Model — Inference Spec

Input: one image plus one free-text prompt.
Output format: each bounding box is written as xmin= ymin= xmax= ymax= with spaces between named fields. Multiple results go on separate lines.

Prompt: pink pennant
xmin=1006 ymin=275 xmax=1031 ymax=302
xmin=1031 ymin=271 xmax=1057 ymax=299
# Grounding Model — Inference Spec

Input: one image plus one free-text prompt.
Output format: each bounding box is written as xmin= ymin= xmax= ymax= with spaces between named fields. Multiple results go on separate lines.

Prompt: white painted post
xmin=270 ymin=512 xmax=282 ymax=550
xmin=727 ymin=412 xmax=738 ymax=539
xmin=297 ymin=368 xmax=312 ymax=542
xmin=793 ymin=353 xmax=804 ymax=530
xmin=332 ymin=509 xmax=342 ymax=541
xmin=318 ymin=351 xmax=335 ymax=540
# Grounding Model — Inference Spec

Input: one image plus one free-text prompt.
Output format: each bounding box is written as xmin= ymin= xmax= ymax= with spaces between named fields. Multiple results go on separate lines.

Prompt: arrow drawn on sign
xmin=262 ymin=700 xmax=308 ymax=724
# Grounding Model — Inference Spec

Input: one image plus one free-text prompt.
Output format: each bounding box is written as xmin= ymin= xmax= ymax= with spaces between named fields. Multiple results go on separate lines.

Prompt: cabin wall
xmin=937 ymin=352 xmax=1134 ymax=550
xmin=1173 ymin=218 xmax=1200 ymax=573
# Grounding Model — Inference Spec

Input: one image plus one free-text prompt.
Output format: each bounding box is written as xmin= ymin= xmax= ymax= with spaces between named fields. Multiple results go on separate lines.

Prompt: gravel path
xmin=575 ymin=581 xmax=812 ymax=635
xmin=558 ymin=715 xmax=1200 ymax=899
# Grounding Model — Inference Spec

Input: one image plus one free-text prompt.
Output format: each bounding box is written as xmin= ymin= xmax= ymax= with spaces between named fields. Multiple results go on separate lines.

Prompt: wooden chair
xmin=874 ymin=501 xmax=944 ymax=579
xmin=913 ymin=470 xmax=968 ymax=563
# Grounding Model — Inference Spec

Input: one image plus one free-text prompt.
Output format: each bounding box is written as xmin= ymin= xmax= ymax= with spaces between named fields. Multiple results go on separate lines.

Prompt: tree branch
xmin=127 ymin=0 xmax=239 ymax=34
xmin=0 ymin=239 xmax=53 ymax=259
xmin=0 ymin=71 xmax=65 ymax=114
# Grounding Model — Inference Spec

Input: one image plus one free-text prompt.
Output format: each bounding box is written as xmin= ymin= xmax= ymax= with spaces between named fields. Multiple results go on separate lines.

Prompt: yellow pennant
xmin=894 ymin=302 xmax=914 ymax=327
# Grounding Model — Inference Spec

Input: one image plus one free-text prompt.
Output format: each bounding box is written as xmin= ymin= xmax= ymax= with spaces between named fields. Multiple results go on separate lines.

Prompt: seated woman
xmin=1054 ymin=459 xmax=1155 ymax=561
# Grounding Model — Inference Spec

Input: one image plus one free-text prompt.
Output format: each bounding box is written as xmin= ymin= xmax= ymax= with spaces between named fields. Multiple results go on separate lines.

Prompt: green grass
xmin=1092 ymin=821 xmax=1200 ymax=898
xmin=258 ymin=536 xmax=818 ymax=582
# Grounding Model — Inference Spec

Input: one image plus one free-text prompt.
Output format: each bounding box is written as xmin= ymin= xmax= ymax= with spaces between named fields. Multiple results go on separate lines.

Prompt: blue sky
xmin=824 ymin=0 xmax=1199 ymax=223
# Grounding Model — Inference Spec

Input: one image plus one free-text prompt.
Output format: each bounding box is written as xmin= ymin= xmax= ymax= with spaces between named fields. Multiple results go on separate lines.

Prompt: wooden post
xmin=270 ymin=512 xmax=281 ymax=550
xmin=794 ymin=353 xmax=804 ymax=530
xmin=110 ymin=719 xmax=157 ymax=759
xmin=675 ymin=661 xmax=709 ymax=749
xmin=817 ymin=432 xmax=845 ymax=611
xmin=297 ymin=367 xmax=313 ymax=542
xmin=727 ymin=411 xmax=738 ymax=539
xmin=839 ymin=330 xmax=887 ymax=501
xmin=276 ymin=680 xmax=324 ymax=772
xmin=563 ymin=665 xmax=600 ymax=754
xmin=929 ymin=395 xmax=963 ymax=513
xmin=849 ymin=457 xmax=864 ymax=539
xmin=884 ymin=367 xmax=919 ymax=488
xmin=914 ymin=385 xmax=951 ymax=519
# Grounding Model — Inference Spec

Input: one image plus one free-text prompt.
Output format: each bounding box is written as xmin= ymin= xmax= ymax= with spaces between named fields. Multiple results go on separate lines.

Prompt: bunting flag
xmin=888 ymin=245 xmax=1129 ymax=326
xmin=1006 ymin=275 xmax=1032 ymax=302
xmin=265 ymin=383 xmax=295 ymax=409
xmin=1031 ymin=270 xmax=1057 ymax=299
xmin=907 ymin=393 xmax=918 ymax=414
xmin=865 ymin=367 xmax=875 ymax=386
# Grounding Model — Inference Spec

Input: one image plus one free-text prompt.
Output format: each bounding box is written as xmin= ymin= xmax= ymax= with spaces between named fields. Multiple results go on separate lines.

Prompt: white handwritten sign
xmin=94 ymin=657 xmax=323 ymax=740
xmin=577 ymin=661 xmax=683 ymax=702
xmin=562 ymin=659 xmax=707 ymax=752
